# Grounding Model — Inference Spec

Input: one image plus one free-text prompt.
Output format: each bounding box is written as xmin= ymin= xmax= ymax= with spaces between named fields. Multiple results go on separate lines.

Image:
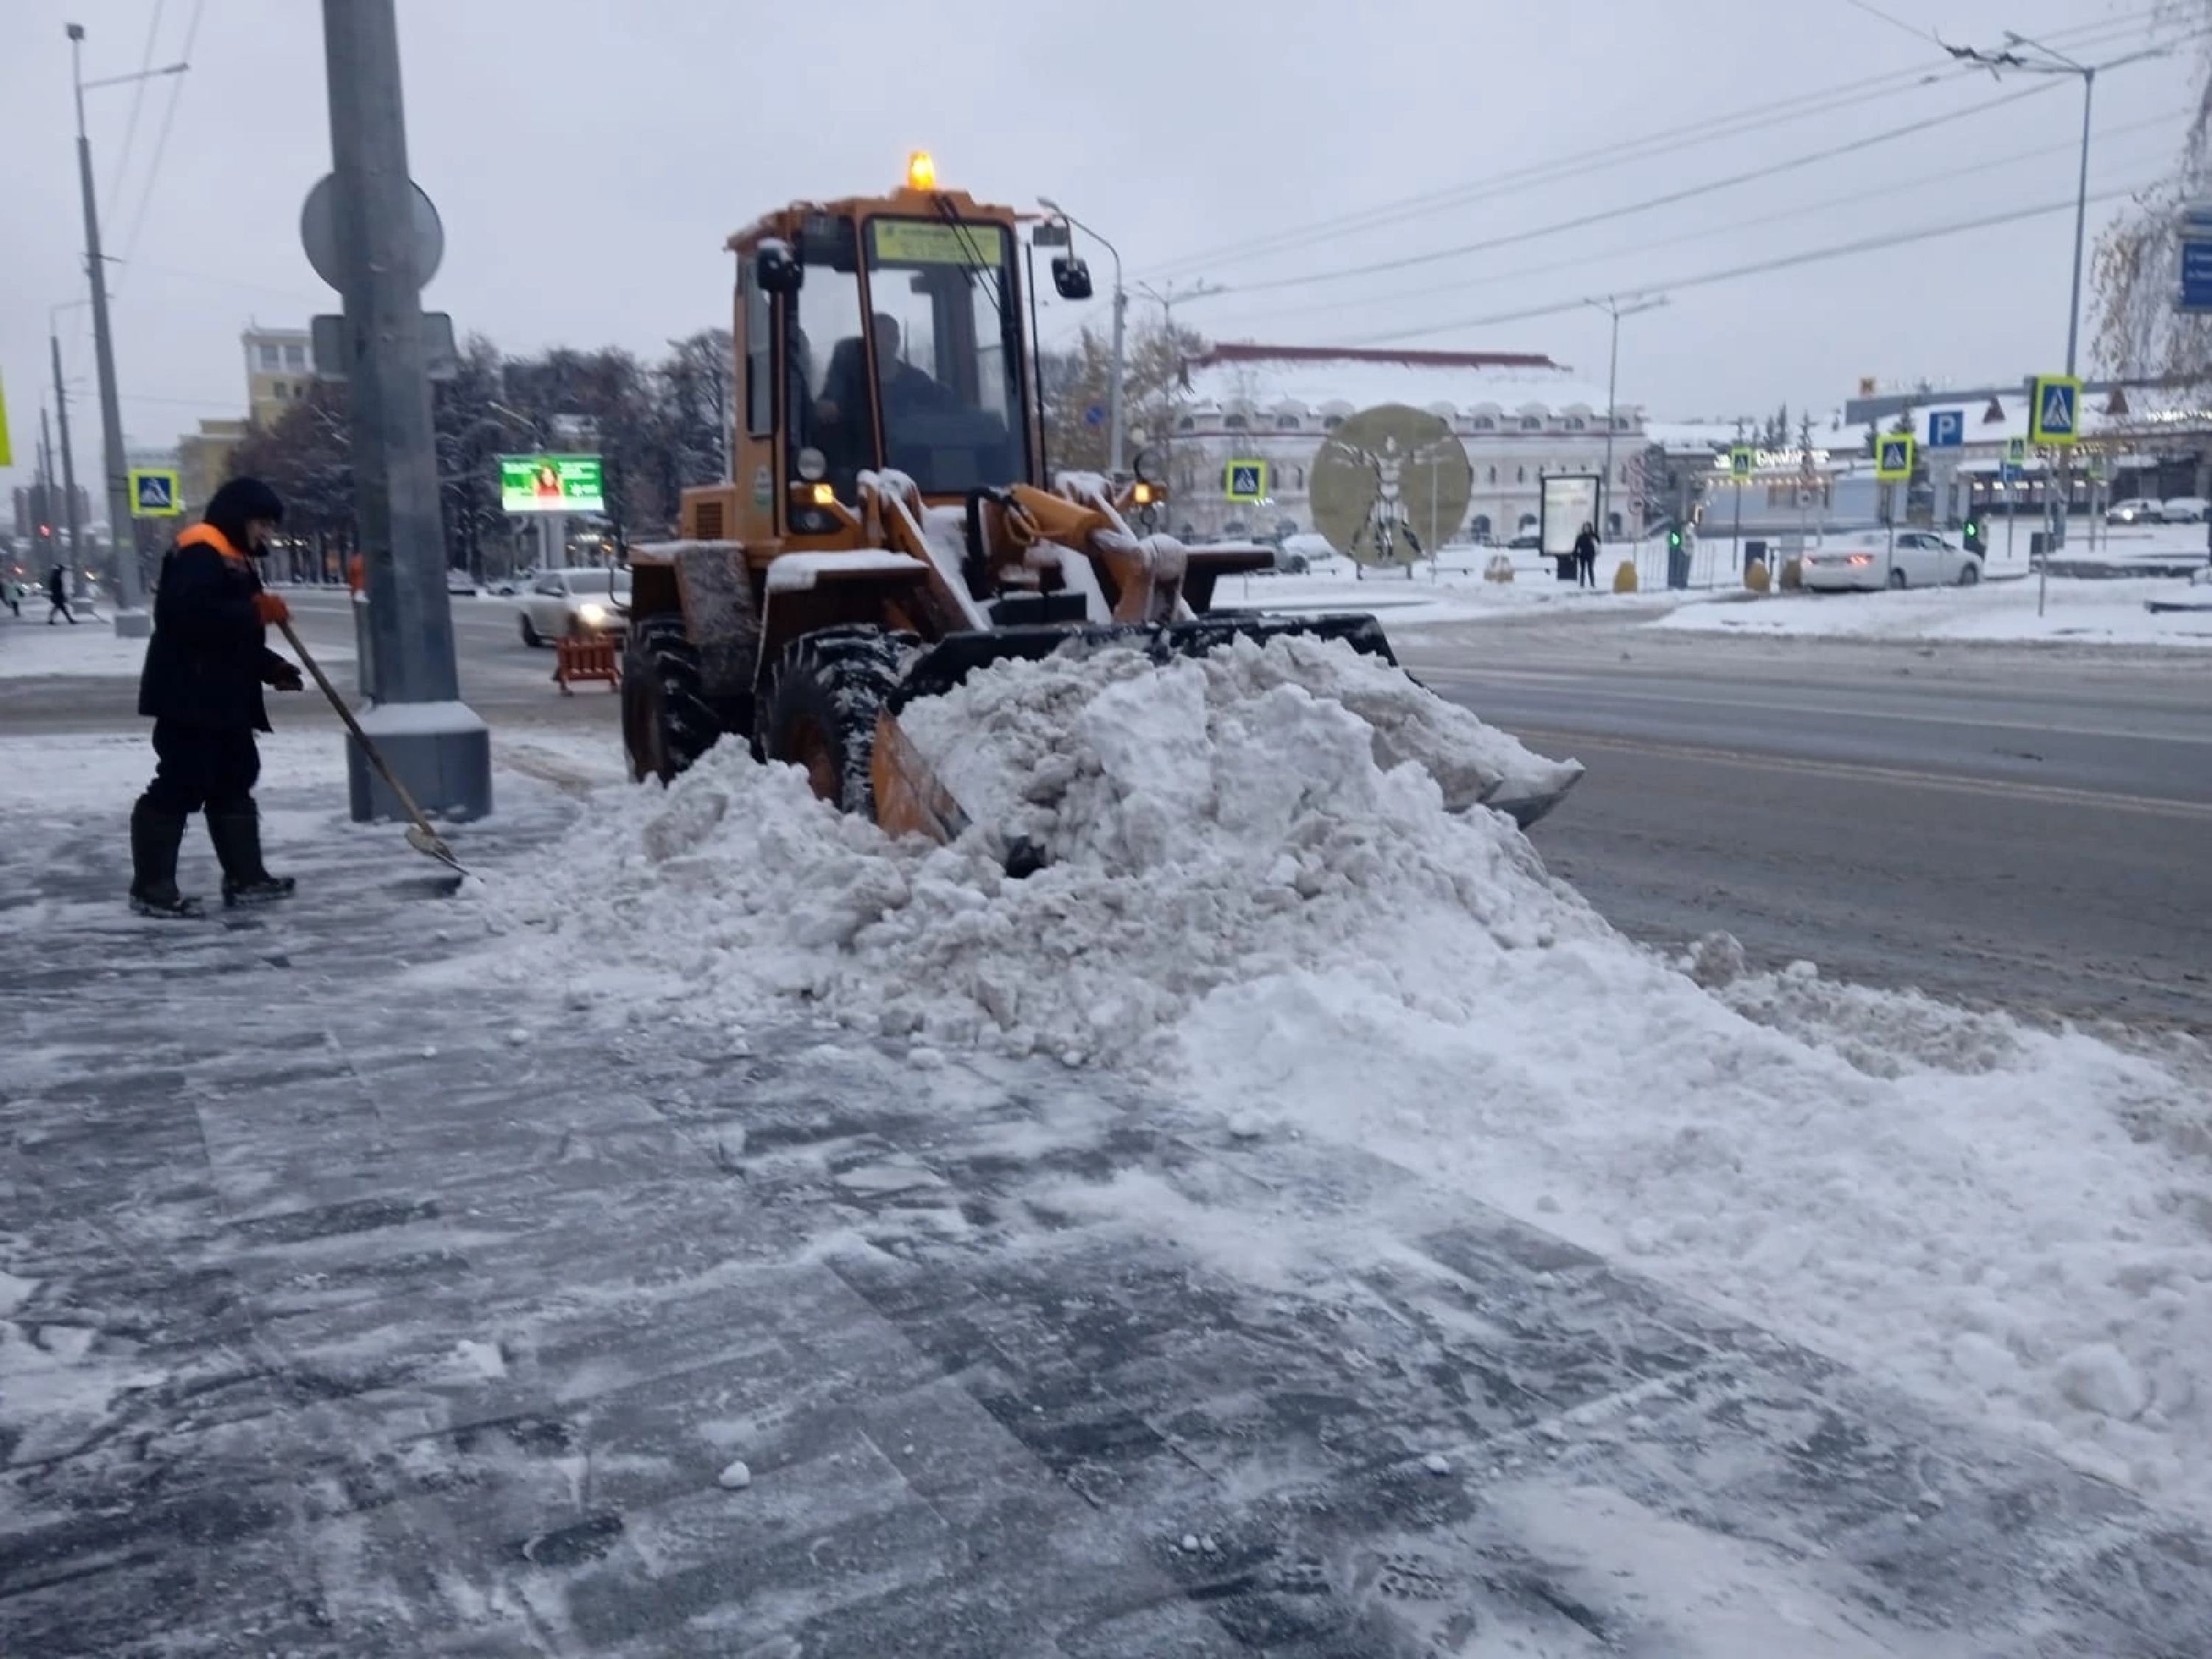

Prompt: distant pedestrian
xmin=3 ymin=577 xmax=20 ymax=618
xmin=129 ymin=477 xmax=305 ymax=918
xmin=46 ymin=564 xmax=77 ymax=625
xmin=1572 ymin=522 xmax=1599 ymax=589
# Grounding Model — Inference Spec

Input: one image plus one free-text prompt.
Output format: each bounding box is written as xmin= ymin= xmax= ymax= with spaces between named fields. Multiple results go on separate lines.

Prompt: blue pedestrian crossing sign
xmin=1927 ymin=408 xmax=1964 ymax=448
xmin=1874 ymin=434 xmax=1914 ymax=481
xmin=1223 ymin=459 xmax=1268 ymax=501
xmin=2003 ymin=434 xmax=2028 ymax=479
xmin=2028 ymin=375 xmax=2080 ymax=446
xmin=128 ymin=467 xmax=184 ymax=518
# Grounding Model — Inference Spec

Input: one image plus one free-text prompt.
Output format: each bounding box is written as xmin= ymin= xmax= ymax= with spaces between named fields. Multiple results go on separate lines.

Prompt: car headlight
xmin=578 ymin=602 xmax=607 ymax=626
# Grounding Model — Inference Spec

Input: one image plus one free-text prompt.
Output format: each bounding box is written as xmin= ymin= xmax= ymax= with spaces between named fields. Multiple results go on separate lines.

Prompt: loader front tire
xmin=758 ymin=626 xmax=908 ymax=817
xmin=623 ymin=615 xmax=722 ymax=784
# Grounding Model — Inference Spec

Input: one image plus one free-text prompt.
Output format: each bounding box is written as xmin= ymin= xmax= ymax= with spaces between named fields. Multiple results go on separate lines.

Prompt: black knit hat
xmin=203 ymin=476 xmax=285 ymax=553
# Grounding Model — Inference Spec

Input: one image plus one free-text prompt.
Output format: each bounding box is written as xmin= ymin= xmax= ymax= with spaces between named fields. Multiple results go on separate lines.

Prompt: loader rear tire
xmin=758 ymin=626 xmax=909 ymax=817
xmin=623 ymin=615 xmax=722 ymax=785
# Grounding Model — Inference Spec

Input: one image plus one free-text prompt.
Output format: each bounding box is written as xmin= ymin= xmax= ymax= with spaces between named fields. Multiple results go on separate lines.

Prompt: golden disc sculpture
xmin=1310 ymin=404 xmax=1472 ymax=568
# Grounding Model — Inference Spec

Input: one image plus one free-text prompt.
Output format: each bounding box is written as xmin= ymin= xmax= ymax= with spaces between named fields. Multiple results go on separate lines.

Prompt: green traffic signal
xmin=1667 ymin=527 xmax=1683 ymax=549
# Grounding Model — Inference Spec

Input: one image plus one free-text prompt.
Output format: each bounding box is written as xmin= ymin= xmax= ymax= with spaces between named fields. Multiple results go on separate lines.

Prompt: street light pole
xmin=1586 ymin=293 xmax=1666 ymax=547
xmin=1135 ymin=278 xmax=1220 ymax=524
xmin=49 ymin=333 xmax=85 ymax=590
xmin=1038 ymin=199 xmax=1127 ymax=474
xmin=66 ymin=24 xmax=185 ymax=636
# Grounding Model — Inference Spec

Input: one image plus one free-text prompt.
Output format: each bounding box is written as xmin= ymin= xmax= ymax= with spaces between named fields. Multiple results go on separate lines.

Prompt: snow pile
xmin=463 ymin=634 xmax=2212 ymax=1519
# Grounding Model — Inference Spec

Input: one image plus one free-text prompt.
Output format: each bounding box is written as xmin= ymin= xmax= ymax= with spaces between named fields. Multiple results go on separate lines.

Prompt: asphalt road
xmin=1401 ymin=617 xmax=2212 ymax=1032
xmin=6 ymin=591 xmax=2205 ymax=1030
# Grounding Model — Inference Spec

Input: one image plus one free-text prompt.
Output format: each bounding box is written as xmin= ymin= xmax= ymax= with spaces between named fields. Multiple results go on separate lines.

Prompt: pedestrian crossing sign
xmin=1874 ymin=434 xmax=1914 ymax=481
xmin=1728 ymin=445 xmax=1754 ymax=479
xmin=2028 ymin=374 xmax=2080 ymax=446
xmin=1224 ymin=459 xmax=1267 ymax=501
xmin=129 ymin=467 xmax=184 ymax=518
xmin=2005 ymin=436 xmax=2028 ymax=465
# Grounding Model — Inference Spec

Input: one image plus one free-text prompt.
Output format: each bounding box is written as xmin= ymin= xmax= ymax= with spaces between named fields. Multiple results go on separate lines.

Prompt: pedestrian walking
xmin=1573 ymin=522 xmax=1599 ymax=589
xmin=3 ymin=577 xmax=21 ymax=618
xmin=128 ymin=477 xmax=305 ymax=918
xmin=46 ymin=564 xmax=77 ymax=624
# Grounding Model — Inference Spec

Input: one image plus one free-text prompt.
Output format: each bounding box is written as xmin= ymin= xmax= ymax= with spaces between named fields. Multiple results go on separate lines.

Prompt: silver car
xmin=518 ymin=567 xmax=630 ymax=647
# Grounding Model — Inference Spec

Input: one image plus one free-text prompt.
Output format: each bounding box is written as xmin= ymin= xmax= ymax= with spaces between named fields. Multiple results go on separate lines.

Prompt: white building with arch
xmin=1165 ymin=344 xmax=1643 ymax=542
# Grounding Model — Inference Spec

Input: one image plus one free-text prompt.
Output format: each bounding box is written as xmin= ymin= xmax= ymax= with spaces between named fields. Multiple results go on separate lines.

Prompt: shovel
xmin=276 ymin=618 xmax=470 ymax=876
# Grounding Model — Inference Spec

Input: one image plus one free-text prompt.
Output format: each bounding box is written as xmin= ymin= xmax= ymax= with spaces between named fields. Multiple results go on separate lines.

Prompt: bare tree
xmin=2093 ymin=1 xmax=2212 ymax=382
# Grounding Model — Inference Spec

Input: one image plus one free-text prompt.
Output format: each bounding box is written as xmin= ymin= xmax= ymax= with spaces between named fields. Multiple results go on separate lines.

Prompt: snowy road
xmin=1401 ymin=619 xmax=2212 ymax=1031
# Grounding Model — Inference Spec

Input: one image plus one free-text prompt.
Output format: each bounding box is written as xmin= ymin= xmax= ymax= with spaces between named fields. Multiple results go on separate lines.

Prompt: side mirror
xmin=1131 ymin=445 xmax=1168 ymax=487
xmin=755 ymin=238 xmax=803 ymax=296
xmin=1051 ymin=254 xmax=1093 ymax=302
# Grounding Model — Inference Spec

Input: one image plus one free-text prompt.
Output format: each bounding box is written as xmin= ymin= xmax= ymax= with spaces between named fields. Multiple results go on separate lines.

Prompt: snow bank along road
xmin=1399 ymin=614 xmax=2212 ymax=1032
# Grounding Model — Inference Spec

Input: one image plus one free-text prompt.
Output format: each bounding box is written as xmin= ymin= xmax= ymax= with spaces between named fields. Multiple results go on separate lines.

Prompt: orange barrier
xmin=554 ymin=633 xmax=622 ymax=694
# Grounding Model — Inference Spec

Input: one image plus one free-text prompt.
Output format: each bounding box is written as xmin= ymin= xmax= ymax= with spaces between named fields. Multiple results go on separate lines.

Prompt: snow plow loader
xmin=622 ymin=155 xmax=1573 ymax=850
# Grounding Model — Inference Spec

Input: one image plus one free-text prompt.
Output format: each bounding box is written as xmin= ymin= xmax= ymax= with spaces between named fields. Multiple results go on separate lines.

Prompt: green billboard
xmin=500 ymin=453 xmax=605 ymax=514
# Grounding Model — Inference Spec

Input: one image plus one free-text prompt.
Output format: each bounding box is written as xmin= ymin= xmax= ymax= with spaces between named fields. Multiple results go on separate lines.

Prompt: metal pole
xmin=49 ymin=334 xmax=85 ymax=589
xmin=1731 ymin=479 xmax=1742 ymax=589
xmin=321 ymin=0 xmax=490 ymax=818
xmin=68 ymin=25 xmax=147 ymax=633
xmin=2065 ymin=69 xmax=2094 ymax=378
xmin=1107 ymin=281 xmax=1127 ymax=475
xmin=1601 ymin=307 xmax=1620 ymax=545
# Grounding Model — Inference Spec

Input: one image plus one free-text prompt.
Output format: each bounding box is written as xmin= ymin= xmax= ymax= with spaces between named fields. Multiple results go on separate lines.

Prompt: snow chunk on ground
xmin=456 ymin=630 xmax=2212 ymax=1523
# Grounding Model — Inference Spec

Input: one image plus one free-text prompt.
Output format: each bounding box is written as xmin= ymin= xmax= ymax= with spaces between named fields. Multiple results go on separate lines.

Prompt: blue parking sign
xmin=1927 ymin=409 xmax=1964 ymax=448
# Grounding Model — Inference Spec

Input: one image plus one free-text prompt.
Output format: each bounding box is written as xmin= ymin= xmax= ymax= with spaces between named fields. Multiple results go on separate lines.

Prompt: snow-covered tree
xmin=2093 ymin=1 xmax=2212 ymax=381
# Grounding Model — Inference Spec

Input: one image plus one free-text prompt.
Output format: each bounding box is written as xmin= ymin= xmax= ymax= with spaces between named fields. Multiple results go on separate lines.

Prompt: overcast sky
xmin=2 ymin=0 xmax=2200 ymax=499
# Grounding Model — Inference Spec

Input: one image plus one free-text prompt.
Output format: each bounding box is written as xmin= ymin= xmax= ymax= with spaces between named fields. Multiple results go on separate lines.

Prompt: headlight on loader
xmin=579 ymin=602 xmax=608 ymax=627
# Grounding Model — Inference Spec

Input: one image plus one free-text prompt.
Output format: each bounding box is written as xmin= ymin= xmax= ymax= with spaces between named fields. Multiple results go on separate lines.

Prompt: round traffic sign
xmin=300 ymin=173 xmax=445 ymax=291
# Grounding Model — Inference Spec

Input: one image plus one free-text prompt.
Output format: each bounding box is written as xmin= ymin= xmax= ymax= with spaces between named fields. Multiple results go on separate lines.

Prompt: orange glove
xmin=254 ymin=591 xmax=291 ymax=626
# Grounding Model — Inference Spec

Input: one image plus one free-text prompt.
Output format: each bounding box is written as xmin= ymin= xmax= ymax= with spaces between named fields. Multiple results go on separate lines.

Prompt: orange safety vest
xmin=176 ymin=522 xmax=251 ymax=565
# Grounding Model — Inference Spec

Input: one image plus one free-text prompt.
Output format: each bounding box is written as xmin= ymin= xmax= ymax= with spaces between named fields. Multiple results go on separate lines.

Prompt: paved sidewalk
xmin=2 ymin=756 xmax=2208 ymax=1655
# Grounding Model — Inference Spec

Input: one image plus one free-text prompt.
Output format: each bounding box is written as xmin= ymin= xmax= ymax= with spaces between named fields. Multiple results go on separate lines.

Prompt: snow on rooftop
xmin=1183 ymin=343 xmax=1620 ymax=420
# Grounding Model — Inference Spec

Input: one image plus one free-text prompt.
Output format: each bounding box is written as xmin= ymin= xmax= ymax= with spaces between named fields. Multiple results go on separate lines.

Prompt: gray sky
xmin=1 ymin=0 xmax=2199 ymax=499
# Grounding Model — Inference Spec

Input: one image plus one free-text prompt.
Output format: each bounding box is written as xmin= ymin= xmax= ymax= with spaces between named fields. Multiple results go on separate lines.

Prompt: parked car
xmin=2107 ymin=497 xmax=2161 ymax=526
xmin=445 ymin=568 xmax=479 ymax=598
xmin=518 ymin=566 xmax=630 ymax=646
xmin=1799 ymin=532 xmax=1983 ymax=591
xmin=1506 ymin=532 xmax=1542 ymax=551
xmin=2159 ymin=496 xmax=2210 ymax=524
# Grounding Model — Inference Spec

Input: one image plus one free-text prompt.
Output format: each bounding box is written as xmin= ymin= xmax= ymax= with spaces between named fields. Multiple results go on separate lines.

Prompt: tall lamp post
xmin=66 ymin=23 xmax=187 ymax=636
xmin=1585 ymin=293 xmax=1666 ymax=544
xmin=1947 ymin=32 xmax=2165 ymax=603
xmin=1037 ymin=198 xmax=1127 ymax=475
xmin=1135 ymin=279 xmax=1221 ymax=524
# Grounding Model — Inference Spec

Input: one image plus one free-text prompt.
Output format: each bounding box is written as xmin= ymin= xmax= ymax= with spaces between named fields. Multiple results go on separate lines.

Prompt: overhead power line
xmin=1218 ymin=104 xmax=2188 ymax=333
xmin=1346 ymin=181 xmax=2149 ymax=347
xmin=1210 ymin=78 xmax=2066 ymax=302
xmin=115 ymin=0 xmax=208 ymax=282
xmin=106 ymin=0 xmax=168 ymax=209
xmin=1146 ymin=3 xmax=2174 ymax=277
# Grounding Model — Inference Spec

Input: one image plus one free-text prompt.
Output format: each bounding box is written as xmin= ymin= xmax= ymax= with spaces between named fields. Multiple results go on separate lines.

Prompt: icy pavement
xmin=1647 ymin=574 xmax=2212 ymax=648
xmin=3 ymin=731 xmax=2211 ymax=1654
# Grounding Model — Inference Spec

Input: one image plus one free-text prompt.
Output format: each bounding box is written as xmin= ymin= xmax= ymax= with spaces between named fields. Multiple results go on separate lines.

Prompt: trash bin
xmin=2028 ymin=531 xmax=2049 ymax=561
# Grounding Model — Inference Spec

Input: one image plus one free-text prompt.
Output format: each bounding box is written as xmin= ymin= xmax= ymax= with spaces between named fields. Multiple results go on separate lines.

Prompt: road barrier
xmin=554 ymin=634 xmax=621 ymax=695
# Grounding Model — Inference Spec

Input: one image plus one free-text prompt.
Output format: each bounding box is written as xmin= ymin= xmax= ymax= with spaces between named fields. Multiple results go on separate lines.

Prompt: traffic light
xmin=1963 ymin=517 xmax=1984 ymax=554
xmin=1666 ymin=525 xmax=1684 ymax=551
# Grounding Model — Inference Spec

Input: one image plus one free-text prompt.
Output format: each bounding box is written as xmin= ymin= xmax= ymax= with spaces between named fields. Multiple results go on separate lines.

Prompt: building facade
xmin=1168 ymin=344 xmax=1644 ymax=543
xmin=243 ymin=325 xmax=314 ymax=428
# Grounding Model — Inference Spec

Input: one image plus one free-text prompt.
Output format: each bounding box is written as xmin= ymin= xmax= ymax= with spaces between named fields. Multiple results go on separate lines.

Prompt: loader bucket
xmin=883 ymin=611 xmax=1397 ymax=716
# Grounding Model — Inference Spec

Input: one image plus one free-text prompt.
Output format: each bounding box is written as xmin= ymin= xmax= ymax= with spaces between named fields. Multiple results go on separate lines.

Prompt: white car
xmin=518 ymin=567 xmax=630 ymax=647
xmin=2107 ymin=497 xmax=2160 ymax=526
xmin=445 ymin=568 xmax=479 ymax=598
xmin=2159 ymin=496 xmax=2210 ymax=524
xmin=1799 ymin=532 xmax=1983 ymax=591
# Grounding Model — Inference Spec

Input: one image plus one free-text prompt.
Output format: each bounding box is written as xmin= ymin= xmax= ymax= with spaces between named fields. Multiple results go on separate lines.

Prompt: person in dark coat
xmin=1572 ymin=522 xmax=1600 ymax=589
xmin=46 ymin=563 xmax=77 ymax=624
xmin=129 ymin=477 xmax=304 ymax=917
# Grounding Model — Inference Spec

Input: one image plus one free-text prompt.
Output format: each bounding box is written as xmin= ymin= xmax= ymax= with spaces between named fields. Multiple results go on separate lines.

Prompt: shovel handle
xmin=276 ymin=617 xmax=444 ymax=841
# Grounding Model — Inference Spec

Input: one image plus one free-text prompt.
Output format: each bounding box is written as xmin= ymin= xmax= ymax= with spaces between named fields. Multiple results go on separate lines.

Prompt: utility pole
xmin=1946 ymin=31 xmax=2165 ymax=602
xmin=49 ymin=333 xmax=85 ymax=591
xmin=319 ymin=0 xmax=490 ymax=819
xmin=1136 ymin=277 xmax=1220 ymax=526
xmin=1586 ymin=293 xmax=1666 ymax=546
xmin=67 ymin=24 xmax=183 ymax=636
xmin=1038 ymin=200 xmax=1127 ymax=473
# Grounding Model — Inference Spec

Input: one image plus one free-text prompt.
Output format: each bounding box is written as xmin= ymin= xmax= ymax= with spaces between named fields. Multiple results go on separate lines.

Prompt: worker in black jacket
xmin=130 ymin=477 xmax=304 ymax=917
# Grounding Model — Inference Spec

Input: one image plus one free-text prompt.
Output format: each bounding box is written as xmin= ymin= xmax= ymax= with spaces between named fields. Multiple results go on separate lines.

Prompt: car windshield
xmin=567 ymin=571 xmax=629 ymax=594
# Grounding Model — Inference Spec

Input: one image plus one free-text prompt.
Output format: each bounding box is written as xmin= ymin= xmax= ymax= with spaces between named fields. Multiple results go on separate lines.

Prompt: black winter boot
xmin=128 ymin=799 xmax=204 ymax=918
xmin=206 ymin=804 xmax=296 ymax=908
